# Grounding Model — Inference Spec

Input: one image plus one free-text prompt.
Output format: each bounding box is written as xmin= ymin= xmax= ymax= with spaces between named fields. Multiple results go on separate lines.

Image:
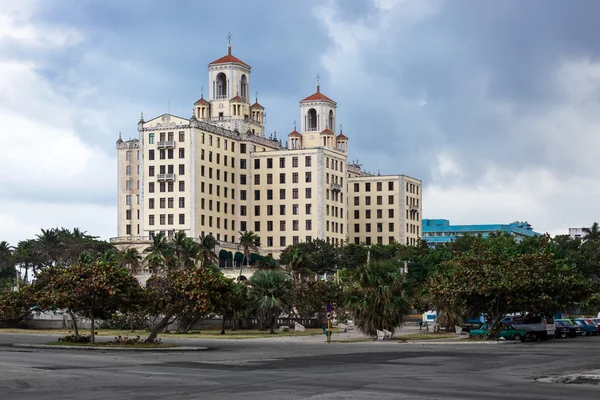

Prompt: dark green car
xmin=470 ymin=323 xmax=528 ymax=341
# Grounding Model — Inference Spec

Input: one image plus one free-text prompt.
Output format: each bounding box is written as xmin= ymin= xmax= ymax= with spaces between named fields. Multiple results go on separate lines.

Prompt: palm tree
xmin=285 ymin=248 xmax=311 ymax=283
xmin=35 ymin=228 xmax=62 ymax=268
xmin=237 ymin=231 xmax=260 ymax=280
xmin=255 ymin=256 xmax=280 ymax=270
xmin=143 ymin=233 xmax=172 ymax=274
xmin=12 ymin=240 xmax=38 ymax=283
xmin=248 ymin=270 xmax=294 ymax=334
xmin=0 ymin=241 xmax=14 ymax=271
xmin=98 ymin=249 xmax=118 ymax=265
xmin=197 ymin=234 xmax=218 ymax=267
xmin=171 ymin=231 xmax=188 ymax=267
xmin=118 ymin=247 xmax=142 ymax=274
xmin=347 ymin=260 xmax=409 ymax=337
xmin=583 ymin=222 xmax=600 ymax=242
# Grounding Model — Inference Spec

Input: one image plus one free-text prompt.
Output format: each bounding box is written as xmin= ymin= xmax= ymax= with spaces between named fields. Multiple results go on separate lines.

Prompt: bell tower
xmin=299 ymin=75 xmax=337 ymax=149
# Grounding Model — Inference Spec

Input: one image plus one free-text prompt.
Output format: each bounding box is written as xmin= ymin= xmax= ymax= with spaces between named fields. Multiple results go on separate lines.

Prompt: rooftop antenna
xmin=255 ymin=91 xmax=258 ymax=103
xmin=294 ymin=120 xmax=296 ymax=130
xmin=168 ymin=100 xmax=170 ymax=115
xmin=227 ymin=32 xmax=232 ymax=55
xmin=316 ymin=73 xmax=320 ymax=93
xmin=201 ymin=86 xmax=204 ymax=99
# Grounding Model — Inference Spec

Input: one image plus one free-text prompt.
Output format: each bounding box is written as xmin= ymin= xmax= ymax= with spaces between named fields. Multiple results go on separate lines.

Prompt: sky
xmin=1 ymin=0 xmax=599 ymax=245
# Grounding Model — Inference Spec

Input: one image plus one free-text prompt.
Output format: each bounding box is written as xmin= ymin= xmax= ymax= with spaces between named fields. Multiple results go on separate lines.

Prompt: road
xmin=1 ymin=333 xmax=599 ymax=399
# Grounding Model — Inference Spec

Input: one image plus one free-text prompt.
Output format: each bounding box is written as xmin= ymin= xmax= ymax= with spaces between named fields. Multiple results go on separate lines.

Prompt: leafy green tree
xmin=144 ymin=266 xmax=234 ymax=340
xmin=339 ymin=243 xmax=368 ymax=270
xmin=427 ymin=236 xmax=595 ymax=335
xmin=255 ymin=255 xmax=280 ymax=270
xmin=117 ymin=247 xmax=143 ymax=274
xmin=347 ymin=260 xmax=409 ymax=336
xmin=293 ymin=280 xmax=346 ymax=319
xmin=284 ymin=248 xmax=311 ymax=282
xmin=33 ymin=261 xmax=142 ymax=343
xmin=238 ymin=231 xmax=260 ymax=279
xmin=0 ymin=288 xmax=33 ymax=328
xmin=248 ymin=270 xmax=294 ymax=334
xmin=144 ymin=233 xmax=173 ymax=274
xmin=279 ymin=239 xmax=340 ymax=275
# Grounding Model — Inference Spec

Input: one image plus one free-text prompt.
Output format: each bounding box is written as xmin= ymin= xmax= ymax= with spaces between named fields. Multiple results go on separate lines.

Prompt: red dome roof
xmin=288 ymin=130 xmax=301 ymax=137
xmin=230 ymin=95 xmax=246 ymax=102
xmin=209 ymin=46 xmax=251 ymax=69
xmin=194 ymin=96 xmax=210 ymax=105
xmin=336 ymin=132 xmax=348 ymax=140
xmin=320 ymin=128 xmax=335 ymax=135
xmin=301 ymin=86 xmax=336 ymax=104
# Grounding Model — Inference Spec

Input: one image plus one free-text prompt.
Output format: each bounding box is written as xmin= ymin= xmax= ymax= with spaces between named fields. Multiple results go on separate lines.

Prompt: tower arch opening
xmin=328 ymin=110 xmax=335 ymax=131
xmin=307 ymin=108 xmax=317 ymax=131
xmin=216 ymin=73 xmax=227 ymax=99
xmin=241 ymin=74 xmax=248 ymax=99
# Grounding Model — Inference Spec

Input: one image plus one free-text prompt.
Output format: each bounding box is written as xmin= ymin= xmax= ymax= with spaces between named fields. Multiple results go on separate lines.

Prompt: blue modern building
xmin=422 ymin=219 xmax=540 ymax=245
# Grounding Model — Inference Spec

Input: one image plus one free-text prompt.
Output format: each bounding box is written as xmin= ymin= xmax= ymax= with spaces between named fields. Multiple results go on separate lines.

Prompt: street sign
xmin=326 ymin=312 xmax=332 ymax=320
xmin=326 ymin=303 xmax=332 ymax=312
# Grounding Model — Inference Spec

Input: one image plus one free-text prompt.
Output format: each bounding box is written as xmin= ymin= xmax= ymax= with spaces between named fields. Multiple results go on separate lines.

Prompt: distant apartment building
xmin=422 ymin=219 xmax=539 ymax=245
xmin=113 ymin=42 xmax=422 ymax=261
xmin=569 ymin=227 xmax=588 ymax=240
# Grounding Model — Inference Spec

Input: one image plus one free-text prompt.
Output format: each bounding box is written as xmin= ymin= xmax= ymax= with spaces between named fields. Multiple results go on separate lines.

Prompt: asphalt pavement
xmin=1 ymin=332 xmax=599 ymax=399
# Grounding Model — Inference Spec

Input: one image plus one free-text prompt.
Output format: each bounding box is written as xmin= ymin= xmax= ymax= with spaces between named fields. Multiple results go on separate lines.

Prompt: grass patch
xmin=397 ymin=333 xmax=458 ymax=341
xmin=44 ymin=341 xmax=177 ymax=348
xmin=333 ymin=338 xmax=371 ymax=343
xmin=1 ymin=328 xmax=333 ymax=340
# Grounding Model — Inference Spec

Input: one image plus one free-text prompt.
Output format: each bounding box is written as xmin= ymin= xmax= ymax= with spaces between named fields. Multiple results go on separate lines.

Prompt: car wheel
xmin=528 ymin=333 xmax=537 ymax=341
xmin=560 ymin=333 xmax=567 ymax=339
xmin=581 ymin=331 xmax=587 ymax=337
xmin=513 ymin=334 xmax=523 ymax=341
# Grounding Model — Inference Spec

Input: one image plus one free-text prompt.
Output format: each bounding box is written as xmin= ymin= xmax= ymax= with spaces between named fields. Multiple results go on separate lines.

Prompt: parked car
xmin=470 ymin=323 xmax=527 ymax=341
xmin=502 ymin=314 xmax=555 ymax=340
xmin=573 ymin=319 xmax=599 ymax=336
xmin=554 ymin=319 xmax=583 ymax=338
xmin=591 ymin=318 xmax=600 ymax=327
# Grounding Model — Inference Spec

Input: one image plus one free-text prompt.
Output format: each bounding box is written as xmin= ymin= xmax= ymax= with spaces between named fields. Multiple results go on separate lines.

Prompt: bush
xmin=58 ymin=334 xmax=91 ymax=343
xmin=100 ymin=312 xmax=149 ymax=331
xmin=110 ymin=335 xmax=162 ymax=345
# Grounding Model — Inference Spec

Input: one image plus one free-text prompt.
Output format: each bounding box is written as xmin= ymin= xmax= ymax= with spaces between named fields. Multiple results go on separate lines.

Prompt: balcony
xmin=331 ymin=183 xmax=342 ymax=192
xmin=157 ymin=173 xmax=176 ymax=181
xmin=409 ymin=203 xmax=419 ymax=211
xmin=215 ymin=94 xmax=227 ymax=100
xmin=157 ymin=140 xmax=175 ymax=149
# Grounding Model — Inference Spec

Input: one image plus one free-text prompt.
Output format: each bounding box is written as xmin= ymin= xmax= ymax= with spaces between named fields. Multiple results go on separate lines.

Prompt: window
xmin=179 ymin=214 xmax=185 ymax=224
xmin=292 ymin=157 xmax=298 ymax=167
xmin=377 ymin=209 xmax=382 ymax=219
xmin=126 ymin=166 xmax=131 ymax=175
xmin=366 ymin=223 xmax=371 ymax=232
xmin=167 ymin=149 xmax=173 ymax=159
xmin=366 ymin=210 xmax=371 ymax=219
xmin=149 ymin=133 xmax=154 ymax=144
xmin=240 ymin=221 xmax=247 ymax=231
xmin=254 ymin=175 xmax=260 ymax=185
xmin=149 ymin=182 xmax=155 ymax=193
xmin=126 ymin=224 xmax=131 ymax=234
xmin=168 ymin=198 xmax=174 ymax=208
xmin=354 ymin=183 xmax=359 ymax=192
xmin=388 ymin=181 xmax=394 ymax=190
xmin=389 ymin=223 xmax=394 ymax=232
xmin=306 ymin=220 xmax=312 ymax=230
xmin=267 ymin=205 xmax=273 ymax=215
xmin=292 ymin=173 xmax=298 ymax=183
xmin=254 ymin=159 xmax=260 ymax=169
xmin=179 ymin=181 xmax=185 ymax=191
xmin=126 ymin=210 xmax=131 ymax=220
xmin=354 ymin=197 xmax=359 ymax=206
xmin=377 ymin=223 xmax=383 ymax=232
xmin=167 ymin=182 xmax=174 ymax=192
xmin=354 ymin=210 xmax=359 ymax=219
xmin=267 ymin=221 xmax=273 ymax=231
xmin=365 ymin=196 xmax=371 ymax=205
xmin=179 ymin=164 xmax=185 ymax=175
xmin=280 ymin=173 xmax=286 ymax=184
xmin=160 ymin=149 xmax=165 ymax=160
xmin=280 ymin=205 xmax=286 ymax=215
xmin=159 ymin=182 xmax=166 ymax=192
xmin=388 ymin=209 xmax=394 ymax=218
xmin=160 ymin=214 xmax=166 ymax=225
xmin=267 ymin=158 xmax=273 ymax=168
xmin=240 ymin=206 xmax=247 ymax=216
xmin=159 ymin=198 xmax=166 ymax=209
xmin=365 ymin=183 xmax=371 ymax=192
xmin=354 ymin=224 xmax=359 ymax=233
xmin=280 ymin=189 xmax=286 ymax=200
xmin=306 ymin=204 xmax=312 ymax=214
xmin=377 ymin=182 xmax=382 ymax=191
xmin=280 ymin=221 xmax=286 ymax=231
xmin=267 ymin=190 xmax=273 ymax=200
xmin=254 ymin=190 xmax=260 ymax=200
xmin=267 ymin=174 xmax=273 ymax=184
xmin=293 ymin=204 xmax=299 ymax=215
xmin=292 ymin=188 xmax=298 ymax=199
xmin=305 ymin=156 xmax=311 ymax=166
xmin=305 ymin=172 xmax=312 ymax=183
xmin=267 ymin=237 xmax=273 ymax=247
xmin=125 ymin=195 xmax=132 ymax=205
xmin=388 ymin=195 xmax=394 ymax=204
xmin=280 ymin=237 xmax=286 ymax=247
xmin=240 ymin=174 xmax=247 ymax=185
xmin=179 ymin=197 xmax=185 ymax=208
xmin=377 ymin=196 xmax=383 ymax=205
xmin=240 ymin=159 xmax=247 ymax=169
xmin=254 ymin=205 xmax=260 ymax=216
xmin=305 ymin=188 xmax=312 ymax=199
xmin=178 ymin=131 xmax=185 ymax=142
xmin=149 ymin=150 xmax=155 ymax=160
xmin=179 ymin=148 xmax=185 ymax=158
xmin=240 ymin=144 xmax=247 ymax=153
xmin=240 ymin=190 xmax=247 ymax=200
xmin=279 ymin=158 xmax=285 ymax=168
xmin=254 ymin=221 xmax=260 ymax=232
xmin=149 ymin=198 xmax=155 ymax=209
xmin=149 ymin=215 xmax=155 ymax=225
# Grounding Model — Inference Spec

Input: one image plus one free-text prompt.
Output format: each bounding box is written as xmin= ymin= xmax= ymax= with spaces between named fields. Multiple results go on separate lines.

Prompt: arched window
xmin=241 ymin=75 xmax=248 ymax=99
xmin=328 ymin=110 xmax=334 ymax=130
xmin=216 ymin=73 xmax=227 ymax=99
xmin=307 ymin=108 xmax=317 ymax=131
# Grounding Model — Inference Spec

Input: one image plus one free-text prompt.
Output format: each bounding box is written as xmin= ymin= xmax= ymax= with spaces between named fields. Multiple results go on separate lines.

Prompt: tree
xmin=144 ymin=266 xmax=234 ymax=341
xmin=583 ymin=222 xmax=600 ymax=242
xmin=238 ymin=231 xmax=260 ymax=280
xmin=294 ymin=280 xmax=346 ymax=319
xmin=279 ymin=239 xmax=340 ymax=275
xmin=196 ymin=234 xmax=218 ymax=267
xmin=117 ymin=247 xmax=143 ymax=274
xmin=0 ymin=288 xmax=33 ymax=328
xmin=12 ymin=240 xmax=40 ymax=284
xmin=144 ymin=233 xmax=173 ymax=274
xmin=248 ymin=270 xmax=294 ymax=334
xmin=284 ymin=248 xmax=311 ymax=283
xmin=347 ymin=260 xmax=409 ymax=336
xmin=255 ymin=255 xmax=280 ymax=270
xmin=426 ymin=236 xmax=595 ymax=336
xmin=0 ymin=241 xmax=14 ymax=272
xmin=33 ymin=261 xmax=142 ymax=343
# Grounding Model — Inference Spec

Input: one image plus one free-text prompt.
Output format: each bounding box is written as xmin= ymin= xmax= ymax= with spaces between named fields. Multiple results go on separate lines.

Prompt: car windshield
xmin=574 ymin=321 xmax=583 ymax=326
xmin=560 ymin=320 xmax=574 ymax=326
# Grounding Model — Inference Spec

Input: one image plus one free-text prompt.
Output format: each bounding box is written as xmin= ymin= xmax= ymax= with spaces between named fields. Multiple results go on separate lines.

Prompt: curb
xmin=399 ymin=340 xmax=520 ymax=345
xmin=12 ymin=344 xmax=208 ymax=352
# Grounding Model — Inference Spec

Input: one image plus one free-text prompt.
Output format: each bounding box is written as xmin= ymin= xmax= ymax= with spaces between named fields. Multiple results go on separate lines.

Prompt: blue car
xmin=573 ymin=319 xmax=599 ymax=336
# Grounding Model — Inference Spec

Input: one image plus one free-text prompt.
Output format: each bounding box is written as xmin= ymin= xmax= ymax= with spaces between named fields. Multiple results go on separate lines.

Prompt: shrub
xmin=110 ymin=335 xmax=162 ymax=345
xmin=58 ymin=334 xmax=91 ymax=343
